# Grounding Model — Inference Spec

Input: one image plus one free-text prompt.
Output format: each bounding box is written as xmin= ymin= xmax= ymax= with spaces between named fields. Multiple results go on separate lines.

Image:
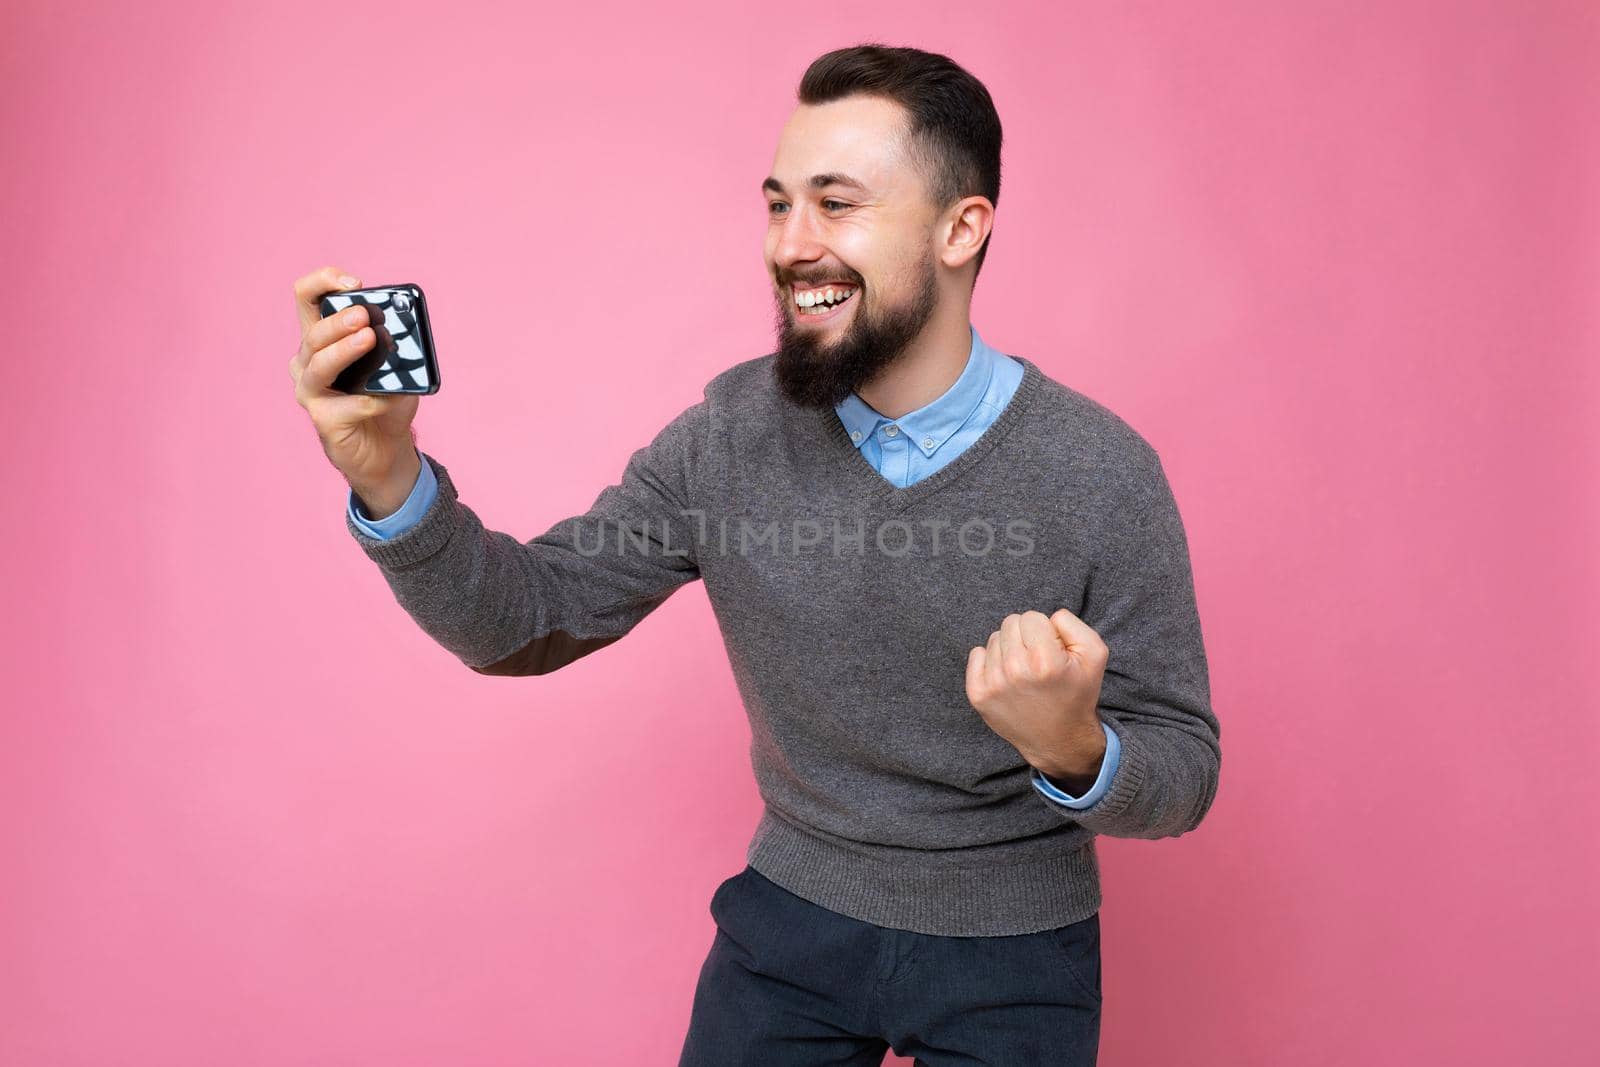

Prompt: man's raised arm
xmin=345 ymin=397 xmax=709 ymax=676
xmin=1038 ymin=443 xmax=1222 ymax=838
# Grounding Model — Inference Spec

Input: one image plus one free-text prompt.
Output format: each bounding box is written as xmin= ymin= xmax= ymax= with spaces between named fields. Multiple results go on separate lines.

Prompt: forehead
xmin=767 ymin=95 xmax=914 ymax=197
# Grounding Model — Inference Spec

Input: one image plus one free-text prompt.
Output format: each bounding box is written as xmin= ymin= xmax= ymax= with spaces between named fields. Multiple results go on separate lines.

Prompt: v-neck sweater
xmin=345 ymin=351 xmax=1221 ymax=936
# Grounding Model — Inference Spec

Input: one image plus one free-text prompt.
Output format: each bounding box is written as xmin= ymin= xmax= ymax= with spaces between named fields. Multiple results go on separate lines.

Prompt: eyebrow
xmin=762 ymin=173 xmax=872 ymax=197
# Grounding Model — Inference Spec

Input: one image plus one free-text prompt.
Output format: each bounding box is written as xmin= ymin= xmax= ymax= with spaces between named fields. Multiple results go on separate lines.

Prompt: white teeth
xmin=798 ymin=287 xmax=855 ymax=315
xmin=794 ymin=285 xmax=855 ymax=309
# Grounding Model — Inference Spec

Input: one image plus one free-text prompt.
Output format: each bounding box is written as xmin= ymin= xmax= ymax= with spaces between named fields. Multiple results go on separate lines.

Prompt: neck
xmin=854 ymin=308 xmax=974 ymax=419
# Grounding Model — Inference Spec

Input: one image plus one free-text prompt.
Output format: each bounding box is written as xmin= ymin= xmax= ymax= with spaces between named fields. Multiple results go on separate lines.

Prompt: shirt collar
xmin=834 ymin=324 xmax=998 ymax=458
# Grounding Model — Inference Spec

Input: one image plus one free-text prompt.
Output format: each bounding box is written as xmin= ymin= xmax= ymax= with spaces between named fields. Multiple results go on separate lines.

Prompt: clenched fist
xmin=288 ymin=265 xmax=422 ymax=519
xmin=965 ymin=608 xmax=1110 ymax=784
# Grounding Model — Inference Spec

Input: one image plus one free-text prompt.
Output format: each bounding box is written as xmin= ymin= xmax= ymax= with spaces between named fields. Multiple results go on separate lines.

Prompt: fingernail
xmin=339 ymin=275 xmax=361 ymax=288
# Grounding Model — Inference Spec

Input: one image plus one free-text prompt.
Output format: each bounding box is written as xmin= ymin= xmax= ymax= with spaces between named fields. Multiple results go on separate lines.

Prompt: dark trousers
xmin=679 ymin=865 xmax=1102 ymax=1066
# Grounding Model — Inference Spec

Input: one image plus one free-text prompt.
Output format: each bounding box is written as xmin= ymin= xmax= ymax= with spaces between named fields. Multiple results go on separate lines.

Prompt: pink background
xmin=4 ymin=1 xmax=1595 ymax=1063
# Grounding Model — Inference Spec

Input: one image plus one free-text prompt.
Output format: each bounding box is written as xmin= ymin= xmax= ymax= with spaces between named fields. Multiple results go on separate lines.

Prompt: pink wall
xmin=4 ymin=1 xmax=1595 ymax=1063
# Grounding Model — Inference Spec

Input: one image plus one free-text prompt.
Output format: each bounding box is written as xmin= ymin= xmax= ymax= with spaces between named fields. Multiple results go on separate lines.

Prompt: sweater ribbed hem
xmin=744 ymin=807 xmax=1101 ymax=937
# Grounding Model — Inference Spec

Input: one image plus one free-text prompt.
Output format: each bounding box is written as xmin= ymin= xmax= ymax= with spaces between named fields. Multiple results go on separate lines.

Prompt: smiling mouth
xmin=792 ymin=287 xmax=858 ymax=322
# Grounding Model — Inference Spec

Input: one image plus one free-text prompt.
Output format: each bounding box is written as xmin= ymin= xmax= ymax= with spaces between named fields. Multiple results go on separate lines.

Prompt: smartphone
xmin=318 ymin=282 xmax=441 ymax=395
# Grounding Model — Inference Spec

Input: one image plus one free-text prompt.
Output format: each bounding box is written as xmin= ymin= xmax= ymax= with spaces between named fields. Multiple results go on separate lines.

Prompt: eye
xmin=767 ymin=199 xmax=852 ymax=216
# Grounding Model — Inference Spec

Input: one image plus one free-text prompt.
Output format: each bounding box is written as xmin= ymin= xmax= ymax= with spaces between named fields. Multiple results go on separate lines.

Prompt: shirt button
xmin=850 ymin=430 xmax=862 ymax=442
xmin=885 ymin=425 xmax=899 ymax=437
xmin=922 ymin=437 xmax=933 ymax=448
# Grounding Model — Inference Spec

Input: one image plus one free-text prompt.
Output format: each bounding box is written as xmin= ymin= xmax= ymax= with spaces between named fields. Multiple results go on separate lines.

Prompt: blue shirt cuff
xmin=347 ymin=454 xmax=437 ymax=540
xmin=1030 ymin=721 xmax=1121 ymax=809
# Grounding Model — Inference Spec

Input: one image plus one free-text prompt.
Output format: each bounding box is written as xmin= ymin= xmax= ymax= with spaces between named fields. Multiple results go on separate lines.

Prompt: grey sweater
xmin=345 ymin=352 xmax=1220 ymax=936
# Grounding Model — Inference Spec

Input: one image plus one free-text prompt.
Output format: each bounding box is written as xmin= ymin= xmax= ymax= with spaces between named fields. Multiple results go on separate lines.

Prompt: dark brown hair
xmin=797 ymin=43 xmax=1003 ymax=284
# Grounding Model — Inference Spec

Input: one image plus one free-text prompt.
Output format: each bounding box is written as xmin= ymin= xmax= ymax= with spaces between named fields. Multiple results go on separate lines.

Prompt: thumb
xmin=1050 ymin=608 xmax=1106 ymax=660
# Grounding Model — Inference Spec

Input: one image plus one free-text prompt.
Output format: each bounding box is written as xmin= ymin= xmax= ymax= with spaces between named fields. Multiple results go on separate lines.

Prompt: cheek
xmin=830 ymin=227 xmax=876 ymax=265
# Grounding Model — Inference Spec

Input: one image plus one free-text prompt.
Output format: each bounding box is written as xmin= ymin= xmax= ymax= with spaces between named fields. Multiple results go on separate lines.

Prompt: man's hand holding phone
xmin=289 ymin=265 xmax=422 ymax=521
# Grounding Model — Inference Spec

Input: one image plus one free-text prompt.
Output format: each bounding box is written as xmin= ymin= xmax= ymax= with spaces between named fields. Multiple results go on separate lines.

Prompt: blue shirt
xmin=348 ymin=324 xmax=1121 ymax=810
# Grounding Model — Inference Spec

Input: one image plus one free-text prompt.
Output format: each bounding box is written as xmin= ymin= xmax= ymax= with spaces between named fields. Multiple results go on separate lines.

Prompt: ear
xmin=938 ymin=195 xmax=994 ymax=272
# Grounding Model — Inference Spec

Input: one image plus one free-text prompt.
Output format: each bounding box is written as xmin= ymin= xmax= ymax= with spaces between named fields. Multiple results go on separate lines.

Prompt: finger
xmin=293 ymin=300 xmax=371 ymax=379
xmin=965 ymin=645 xmax=986 ymax=698
xmin=999 ymin=613 xmax=1024 ymax=657
xmin=999 ymin=612 xmax=1041 ymax=677
xmin=1051 ymin=608 xmax=1108 ymax=662
xmin=292 ymin=265 xmax=363 ymax=334
xmin=291 ymin=304 xmax=370 ymax=387
xmin=1012 ymin=610 xmax=1065 ymax=677
xmin=298 ymin=325 xmax=375 ymax=397
xmin=1017 ymin=610 xmax=1059 ymax=651
xmin=984 ymin=628 xmax=1005 ymax=689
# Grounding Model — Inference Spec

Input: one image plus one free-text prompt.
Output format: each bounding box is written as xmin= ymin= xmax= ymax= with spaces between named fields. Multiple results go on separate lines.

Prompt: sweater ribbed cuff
xmin=344 ymin=452 xmax=464 ymax=569
xmin=1059 ymin=713 xmax=1149 ymax=832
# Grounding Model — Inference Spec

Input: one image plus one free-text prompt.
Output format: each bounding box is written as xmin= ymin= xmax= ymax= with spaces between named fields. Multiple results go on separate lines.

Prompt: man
xmin=289 ymin=42 xmax=1219 ymax=1067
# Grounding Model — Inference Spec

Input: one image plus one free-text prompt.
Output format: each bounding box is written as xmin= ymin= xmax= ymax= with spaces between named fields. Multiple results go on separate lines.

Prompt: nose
xmin=770 ymin=202 xmax=828 ymax=275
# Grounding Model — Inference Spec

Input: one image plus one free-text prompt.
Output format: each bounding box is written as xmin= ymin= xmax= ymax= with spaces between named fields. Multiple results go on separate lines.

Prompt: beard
xmin=770 ymin=255 xmax=940 ymax=409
